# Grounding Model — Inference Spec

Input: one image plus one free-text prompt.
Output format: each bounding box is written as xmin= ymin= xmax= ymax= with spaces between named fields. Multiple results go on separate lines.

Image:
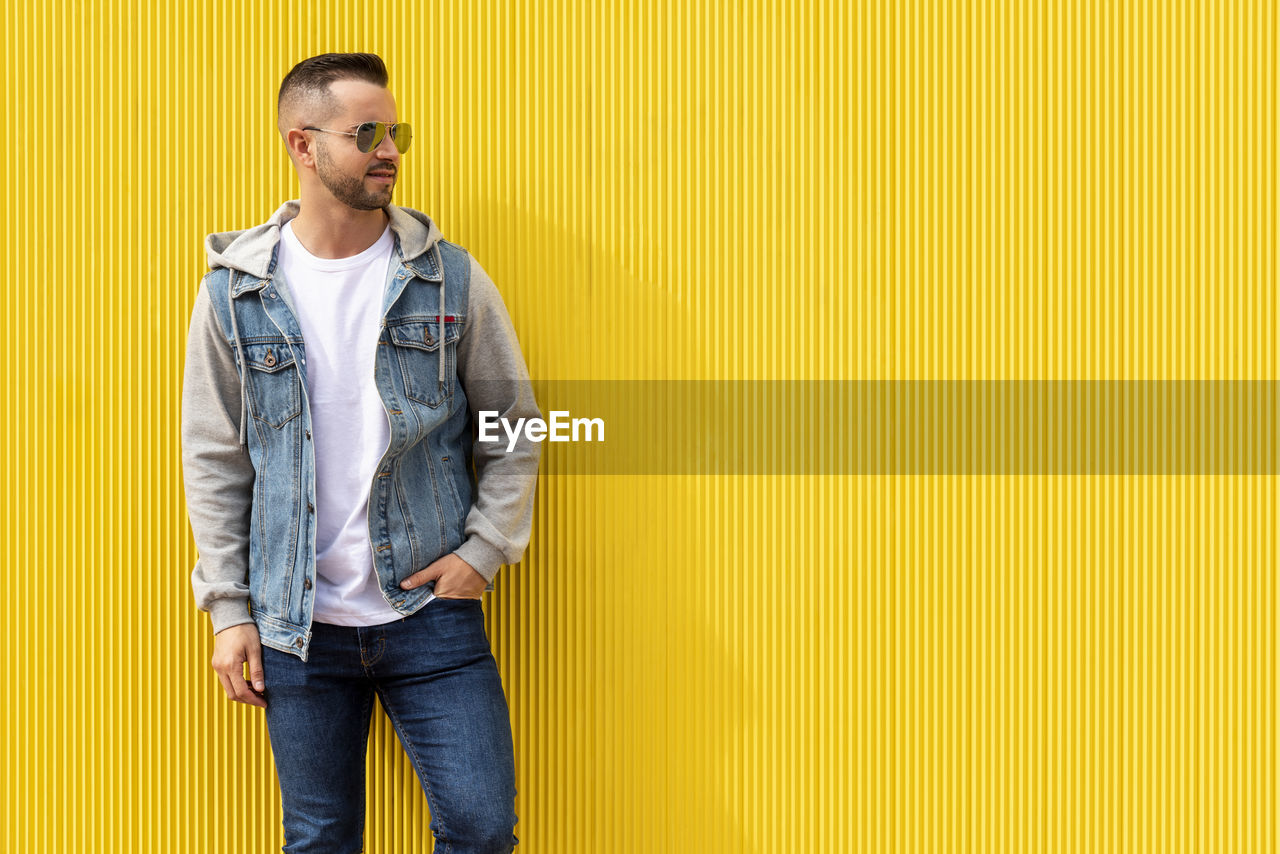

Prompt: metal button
xmin=307 ymin=502 xmax=315 ymax=513
xmin=304 ymin=577 xmax=312 ymax=590
xmin=425 ymin=330 xmax=435 ymax=346
xmin=305 ymin=430 xmax=311 ymax=440
xmin=293 ymin=638 xmax=304 ymax=648
xmin=264 ymin=349 xmax=276 ymax=367
xmin=268 ymin=292 xmax=278 ymax=299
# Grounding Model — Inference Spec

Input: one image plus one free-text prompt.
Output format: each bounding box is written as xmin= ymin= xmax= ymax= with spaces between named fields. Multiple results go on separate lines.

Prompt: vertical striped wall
xmin=2 ymin=1 xmax=1275 ymax=851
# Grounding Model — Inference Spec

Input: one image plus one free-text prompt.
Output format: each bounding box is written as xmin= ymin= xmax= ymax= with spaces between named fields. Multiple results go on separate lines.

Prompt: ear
xmin=285 ymin=128 xmax=318 ymax=169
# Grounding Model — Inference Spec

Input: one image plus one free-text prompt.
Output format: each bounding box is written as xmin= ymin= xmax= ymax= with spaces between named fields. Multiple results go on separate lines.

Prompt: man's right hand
xmin=211 ymin=622 xmax=268 ymax=709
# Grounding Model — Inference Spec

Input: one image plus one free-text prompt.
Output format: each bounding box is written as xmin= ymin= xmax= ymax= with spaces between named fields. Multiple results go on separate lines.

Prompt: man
xmin=181 ymin=53 xmax=539 ymax=854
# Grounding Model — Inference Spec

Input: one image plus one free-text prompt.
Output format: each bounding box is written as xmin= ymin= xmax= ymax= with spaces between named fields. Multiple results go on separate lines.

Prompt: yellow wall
xmin=3 ymin=0 xmax=1276 ymax=851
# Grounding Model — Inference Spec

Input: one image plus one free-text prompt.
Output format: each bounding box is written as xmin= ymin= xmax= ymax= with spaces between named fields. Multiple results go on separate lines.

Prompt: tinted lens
xmin=355 ymin=122 xmax=385 ymax=153
xmin=390 ymin=123 xmax=413 ymax=153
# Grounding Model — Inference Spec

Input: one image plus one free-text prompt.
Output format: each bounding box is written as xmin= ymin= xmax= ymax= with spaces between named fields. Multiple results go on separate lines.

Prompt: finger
xmin=229 ymin=668 xmax=267 ymax=708
xmin=246 ymin=643 xmax=266 ymax=693
xmin=217 ymin=671 xmax=236 ymax=702
xmin=400 ymin=565 xmax=440 ymax=590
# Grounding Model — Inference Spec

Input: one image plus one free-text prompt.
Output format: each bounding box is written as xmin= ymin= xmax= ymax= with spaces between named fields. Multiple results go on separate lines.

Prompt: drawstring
xmin=436 ymin=242 xmax=446 ymax=389
xmin=227 ymin=274 xmax=250 ymax=446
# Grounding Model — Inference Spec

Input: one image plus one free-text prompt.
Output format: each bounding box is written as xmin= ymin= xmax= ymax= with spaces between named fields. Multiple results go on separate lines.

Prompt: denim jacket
xmin=181 ymin=201 xmax=541 ymax=661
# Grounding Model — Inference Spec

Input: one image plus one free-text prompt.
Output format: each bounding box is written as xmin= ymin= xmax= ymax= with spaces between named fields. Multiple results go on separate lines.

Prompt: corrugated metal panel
xmin=2 ymin=1 xmax=1275 ymax=851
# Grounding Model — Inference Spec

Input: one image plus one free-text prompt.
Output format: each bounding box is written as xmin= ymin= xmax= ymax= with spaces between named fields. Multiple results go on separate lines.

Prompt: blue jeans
xmin=261 ymin=597 xmax=519 ymax=853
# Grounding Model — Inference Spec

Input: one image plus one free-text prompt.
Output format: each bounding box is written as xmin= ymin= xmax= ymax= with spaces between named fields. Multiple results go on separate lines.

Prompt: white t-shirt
xmin=278 ymin=219 xmax=426 ymax=625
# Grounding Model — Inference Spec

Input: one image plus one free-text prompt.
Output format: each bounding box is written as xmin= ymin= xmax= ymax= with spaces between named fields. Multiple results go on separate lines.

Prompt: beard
xmin=314 ymin=142 xmax=393 ymax=210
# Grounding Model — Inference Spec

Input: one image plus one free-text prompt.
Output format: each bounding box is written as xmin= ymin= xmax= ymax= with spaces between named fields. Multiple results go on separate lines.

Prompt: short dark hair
xmin=277 ymin=53 xmax=389 ymax=130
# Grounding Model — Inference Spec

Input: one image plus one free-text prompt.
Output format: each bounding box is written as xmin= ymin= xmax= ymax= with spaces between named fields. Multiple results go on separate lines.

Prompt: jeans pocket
xmin=428 ymin=596 xmax=487 ymax=651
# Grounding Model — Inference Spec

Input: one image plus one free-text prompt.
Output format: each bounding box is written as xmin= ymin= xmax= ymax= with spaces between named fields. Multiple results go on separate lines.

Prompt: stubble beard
xmin=315 ymin=142 xmax=393 ymax=211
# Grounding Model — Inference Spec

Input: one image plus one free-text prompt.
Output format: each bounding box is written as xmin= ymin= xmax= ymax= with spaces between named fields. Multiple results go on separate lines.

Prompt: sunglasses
xmin=302 ymin=121 xmax=413 ymax=153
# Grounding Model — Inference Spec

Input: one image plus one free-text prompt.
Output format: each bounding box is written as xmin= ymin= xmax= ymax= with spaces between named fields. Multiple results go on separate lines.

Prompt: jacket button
xmin=264 ymin=349 xmax=276 ymax=367
xmin=293 ymin=638 xmax=303 ymax=648
xmin=304 ymin=577 xmax=312 ymax=590
xmin=305 ymin=430 xmax=311 ymax=440
xmin=307 ymin=502 xmax=315 ymax=513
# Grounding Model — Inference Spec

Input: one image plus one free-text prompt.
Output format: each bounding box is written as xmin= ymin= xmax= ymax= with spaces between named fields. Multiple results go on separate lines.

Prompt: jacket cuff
xmin=209 ymin=597 xmax=254 ymax=635
xmin=455 ymin=537 xmax=508 ymax=585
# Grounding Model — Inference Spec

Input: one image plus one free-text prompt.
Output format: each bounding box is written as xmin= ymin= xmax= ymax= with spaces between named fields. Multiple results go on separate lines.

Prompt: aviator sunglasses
xmin=302 ymin=121 xmax=413 ymax=153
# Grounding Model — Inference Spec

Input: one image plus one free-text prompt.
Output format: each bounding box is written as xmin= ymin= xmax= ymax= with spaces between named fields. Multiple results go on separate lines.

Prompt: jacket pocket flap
xmin=388 ymin=319 xmax=460 ymax=353
xmin=244 ymin=343 xmax=297 ymax=373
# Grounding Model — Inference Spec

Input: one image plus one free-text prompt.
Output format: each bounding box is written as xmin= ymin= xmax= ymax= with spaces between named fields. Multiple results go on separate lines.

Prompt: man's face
xmin=310 ymin=79 xmax=401 ymax=211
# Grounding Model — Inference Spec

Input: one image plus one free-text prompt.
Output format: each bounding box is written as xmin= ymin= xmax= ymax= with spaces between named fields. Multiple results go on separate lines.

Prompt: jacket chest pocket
xmin=244 ymin=342 xmax=302 ymax=428
xmin=388 ymin=319 xmax=460 ymax=408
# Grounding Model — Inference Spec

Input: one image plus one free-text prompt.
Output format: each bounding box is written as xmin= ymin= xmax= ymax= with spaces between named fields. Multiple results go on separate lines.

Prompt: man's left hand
xmin=400 ymin=553 xmax=487 ymax=599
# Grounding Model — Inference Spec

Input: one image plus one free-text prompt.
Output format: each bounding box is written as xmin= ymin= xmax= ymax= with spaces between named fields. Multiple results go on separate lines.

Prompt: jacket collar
xmin=204 ymin=199 xmax=444 ymax=292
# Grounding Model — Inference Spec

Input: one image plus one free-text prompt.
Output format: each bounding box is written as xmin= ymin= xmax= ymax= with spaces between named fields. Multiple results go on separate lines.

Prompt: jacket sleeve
xmin=453 ymin=254 xmax=542 ymax=583
xmin=181 ymin=277 xmax=257 ymax=634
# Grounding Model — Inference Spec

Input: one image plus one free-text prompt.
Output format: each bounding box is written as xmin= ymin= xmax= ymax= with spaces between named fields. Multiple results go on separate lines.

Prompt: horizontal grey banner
xmin=465 ymin=381 xmax=1280 ymax=475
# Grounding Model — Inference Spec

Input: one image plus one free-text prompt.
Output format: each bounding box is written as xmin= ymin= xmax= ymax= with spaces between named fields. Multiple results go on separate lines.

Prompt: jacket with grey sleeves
xmin=181 ymin=200 xmax=541 ymax=661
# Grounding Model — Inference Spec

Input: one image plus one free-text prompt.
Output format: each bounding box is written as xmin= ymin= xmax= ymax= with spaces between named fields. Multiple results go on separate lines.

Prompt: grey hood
xmin=205 ymin=199 xmax=445 ymax=277
xmin=204 ymin=199 xmax=450 ymax=445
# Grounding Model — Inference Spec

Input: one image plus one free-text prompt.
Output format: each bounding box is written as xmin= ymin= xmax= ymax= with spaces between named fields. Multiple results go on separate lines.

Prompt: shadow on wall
xmin=462 ymin=195 xmax=763 ymax=854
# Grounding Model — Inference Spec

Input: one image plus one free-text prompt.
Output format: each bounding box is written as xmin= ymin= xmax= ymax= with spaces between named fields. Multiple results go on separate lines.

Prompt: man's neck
xmin=288 ymin=200 xmax=390 ymax=259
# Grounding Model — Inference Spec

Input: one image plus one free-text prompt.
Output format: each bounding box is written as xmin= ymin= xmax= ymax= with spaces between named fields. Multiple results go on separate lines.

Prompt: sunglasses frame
xmin=302 ymin=121 xmax=413 ymax=154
